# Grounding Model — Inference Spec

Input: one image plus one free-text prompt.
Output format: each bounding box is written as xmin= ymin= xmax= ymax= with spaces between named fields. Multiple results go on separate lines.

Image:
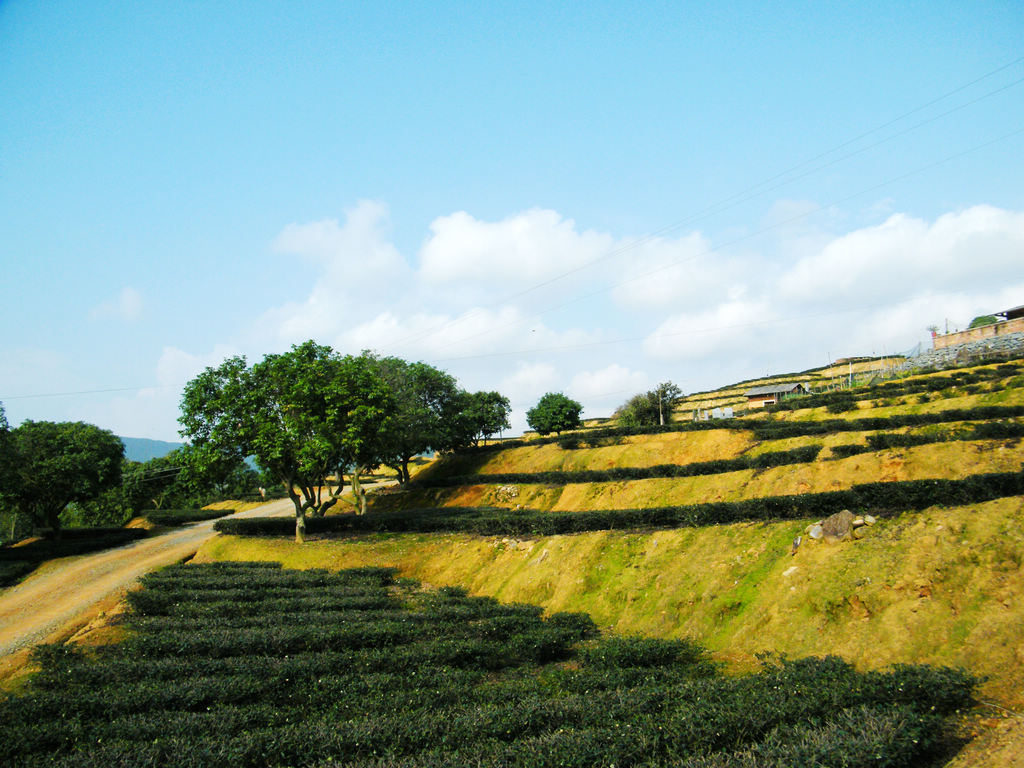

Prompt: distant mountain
xmin=119 ymin=436 xmax=184 ymax=463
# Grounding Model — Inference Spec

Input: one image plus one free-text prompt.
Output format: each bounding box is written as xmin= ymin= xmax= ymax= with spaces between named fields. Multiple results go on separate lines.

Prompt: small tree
xmin=615 ymin=381 xmax=683 ymax=428
xmin=456 ymin=391 xmax=512 ymax=446
xmin=654 ymin=381 xmax=682 ymax=426
xmin=968 ymin=315 xmax=998 ymax=329
xmin=615 ymin=391 xmax=660 ymax=428
xmin=526 ymin=392 xmax=583 ymax=436
xmin=0 ymin=420 xmax=124 ymax=539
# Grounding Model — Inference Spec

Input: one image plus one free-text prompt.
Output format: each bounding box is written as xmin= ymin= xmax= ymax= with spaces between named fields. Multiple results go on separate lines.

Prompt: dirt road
xmin=0 ymin=498 xmax=293 ymax=663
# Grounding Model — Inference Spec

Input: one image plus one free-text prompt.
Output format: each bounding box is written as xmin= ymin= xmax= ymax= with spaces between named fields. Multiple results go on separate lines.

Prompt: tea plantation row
xmin=414 ymin=446 xmax=822 ymax=489
xmin=461 ymin=404 xmax=1024 ymax=453
xmin=0 ymin=562 xmax=975 ymax=767
xmin=217 ymin=468 xmax=1024 ymax=539
xmin=764 ymin=362 xmax=1023 ymax=413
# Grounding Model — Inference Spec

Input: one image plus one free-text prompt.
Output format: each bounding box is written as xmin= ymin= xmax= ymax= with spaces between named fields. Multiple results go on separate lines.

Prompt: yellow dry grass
xmin=389 ymin=439 xmax=1023 ymax=512
xmin=440 ymin=428 xmax=756 ymax=476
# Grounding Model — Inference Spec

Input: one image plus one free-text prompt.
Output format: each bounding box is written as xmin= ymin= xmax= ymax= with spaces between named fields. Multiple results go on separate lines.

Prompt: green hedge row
xmin=141 ymin=508 xmax=235 ymax=527
xmin=751 ymin=405 xmax=1024 ymax=440
xmin=415 ymin=446 xmax=823 ymax=489
xmin=829 ymin=420 xmax=1024 ymax=458
xmin=216 ymin=468 xmax=1024 ymax=539
xmin=765 ymin=364 xmax=1023 ymax=414
xmin=456 ymin=404 xmax=1024 ymax=456
xmin=0 ymin=563 xmax=975 ymax=768
xmin=0 ymin=528 xmax=148 ymax=588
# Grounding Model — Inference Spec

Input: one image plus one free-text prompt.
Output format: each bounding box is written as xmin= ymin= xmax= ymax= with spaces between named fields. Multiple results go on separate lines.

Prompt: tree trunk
xmin=350 ymin=471 xmax=367 ymax=515
xmin=287 ymin=483 xmax=306 ymax=544
xmin=401 ymin=457 xmax=411 ymax=485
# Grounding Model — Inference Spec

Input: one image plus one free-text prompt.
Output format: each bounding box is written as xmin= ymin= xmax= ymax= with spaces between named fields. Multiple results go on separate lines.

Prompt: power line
xmin=7 ymin=124 xmax=1021 ymax=402
xmin=380 ymin=55 xmax=1024 ymax=355
xmin=0 ymin=385 xmax=174 ymax=401
xmin=425 ymin=124 xmax=1024 ymax=356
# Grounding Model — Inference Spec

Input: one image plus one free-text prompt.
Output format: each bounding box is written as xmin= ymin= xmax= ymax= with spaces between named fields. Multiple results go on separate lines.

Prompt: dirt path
xmin=0 ymin=498 xmax=293 ymax=668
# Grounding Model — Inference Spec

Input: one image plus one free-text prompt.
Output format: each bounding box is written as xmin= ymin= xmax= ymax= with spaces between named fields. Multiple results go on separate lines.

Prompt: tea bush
xmin=141 ymin=508 xmax=235 ymax=526
xmin=217 ymin=468 xmax=1024 ymax=539
xmin=414 ymin=446 xmax=823 ymax=489
xmin=0 ymin=563 xmax=976 ymax=767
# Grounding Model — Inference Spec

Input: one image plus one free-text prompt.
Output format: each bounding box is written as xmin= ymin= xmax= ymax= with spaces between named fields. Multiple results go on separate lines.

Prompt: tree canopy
xmin=526 ymin=392 xmax=583 ymax=436
xmin=616 ymin=381 xmax=683 ymax=428
xmin=370 ymin=356 xmax=465 ymax=485
xmin=968 ymin=314 xmax=999 ymax=329
xmin=457 ymin=391 xmax=512 ymax=446
xmin=179 ymin=341 xmax=393 ymax=542
xmin=0 ymin=419 xmax=124 ymax=538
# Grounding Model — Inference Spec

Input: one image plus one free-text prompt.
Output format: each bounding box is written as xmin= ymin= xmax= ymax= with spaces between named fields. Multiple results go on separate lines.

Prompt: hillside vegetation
xmin=207 ymin=358 xmax=1024 ymax=715
xmin=2 ymin=562 xmax=976 ymax=767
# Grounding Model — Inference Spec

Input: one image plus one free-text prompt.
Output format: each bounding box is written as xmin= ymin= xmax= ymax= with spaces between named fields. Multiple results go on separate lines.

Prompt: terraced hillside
xmin=210 ymin=359 xmax=1024 ymax=720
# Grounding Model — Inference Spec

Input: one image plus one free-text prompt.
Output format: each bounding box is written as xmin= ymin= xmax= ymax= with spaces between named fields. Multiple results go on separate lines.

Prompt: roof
xmin=744 ymin=383 xmax=805 ymax=397
xmin=996 ymin=305 xmax=1024 ymax=320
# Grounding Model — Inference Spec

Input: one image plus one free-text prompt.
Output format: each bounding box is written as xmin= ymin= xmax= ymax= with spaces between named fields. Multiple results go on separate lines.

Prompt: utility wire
xmin=0 ymin=385 xmax=174 ymax=401
xmin=4 ymin=61 xmax=1022 ymax=402
xmin=380 ymin=55 xmax=1024 ymax=355
xmin=426 ymin=125 xmax=1024 ymax=360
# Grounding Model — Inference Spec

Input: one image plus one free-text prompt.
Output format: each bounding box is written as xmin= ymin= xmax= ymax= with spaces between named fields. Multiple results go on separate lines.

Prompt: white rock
xmin=808 ymin=524 xmax=824 ymax=540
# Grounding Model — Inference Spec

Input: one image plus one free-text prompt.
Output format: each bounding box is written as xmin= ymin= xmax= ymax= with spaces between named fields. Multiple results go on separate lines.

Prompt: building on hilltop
xmin=743 ymin=383 xmax=807 ymax=408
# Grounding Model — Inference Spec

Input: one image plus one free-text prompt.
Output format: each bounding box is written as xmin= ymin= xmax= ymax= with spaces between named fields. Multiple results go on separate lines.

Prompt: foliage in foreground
xmin=0 ymin=562 xmax=974 ymax=767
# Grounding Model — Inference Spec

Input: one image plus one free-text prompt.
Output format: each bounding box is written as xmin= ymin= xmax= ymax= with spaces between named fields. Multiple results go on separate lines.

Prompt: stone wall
xmin=933 ymin=316 xmax=1024 ymax=349
xmin=893 ymin=330 xmax=1024 ymax=373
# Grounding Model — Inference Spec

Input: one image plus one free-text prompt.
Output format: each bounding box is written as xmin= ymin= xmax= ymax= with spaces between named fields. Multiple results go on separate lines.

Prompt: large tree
xmin=179 ymin=341 xmax=393 ymax=542
xmin=526 ymin=392 xmax=583 ymax=436
xmin=0 ymin=420 xmax=124 ymax=538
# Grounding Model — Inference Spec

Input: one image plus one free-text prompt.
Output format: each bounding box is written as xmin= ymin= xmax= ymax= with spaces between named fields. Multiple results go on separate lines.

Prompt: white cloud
xmin=418 ymin=208 xmax=613 ymax=288
xmin=610 ymin=232 xmax=732 ymax=311
xmin=155 ymin=344 xmax=243 ymax=389
xmin=91 ymin=286 xmax=143 ymax=321
xmin=344 ymin=306 xmax=599 ymax=362
xmin=643 ymin=299 xmax=774 ymax=361
xmin=259 ymin=200 xmax=411 ymax=345
xmin=567 ymin=364 xmax=648 ymax=405
xmin=500 ymin=361 xmax=559 ymax=405
xmin=778 ymin=206 xmax=1024 ymax=305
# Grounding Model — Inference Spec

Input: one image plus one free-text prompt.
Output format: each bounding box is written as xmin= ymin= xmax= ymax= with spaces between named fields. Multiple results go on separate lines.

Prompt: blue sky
xmin=2 ymin=1 xmax=1023 ymax=440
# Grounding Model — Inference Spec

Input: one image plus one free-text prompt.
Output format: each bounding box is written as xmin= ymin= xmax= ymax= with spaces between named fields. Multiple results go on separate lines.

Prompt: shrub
xmin=0 ymin=564 xmax=977 ymax=768
xmin=142 ymin=508 xmax=235 ymax=526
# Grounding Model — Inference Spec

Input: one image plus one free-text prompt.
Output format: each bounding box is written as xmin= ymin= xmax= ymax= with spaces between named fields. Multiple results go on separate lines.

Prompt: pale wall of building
xmin=933 ymin=316 xmax=1024 ymax=350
